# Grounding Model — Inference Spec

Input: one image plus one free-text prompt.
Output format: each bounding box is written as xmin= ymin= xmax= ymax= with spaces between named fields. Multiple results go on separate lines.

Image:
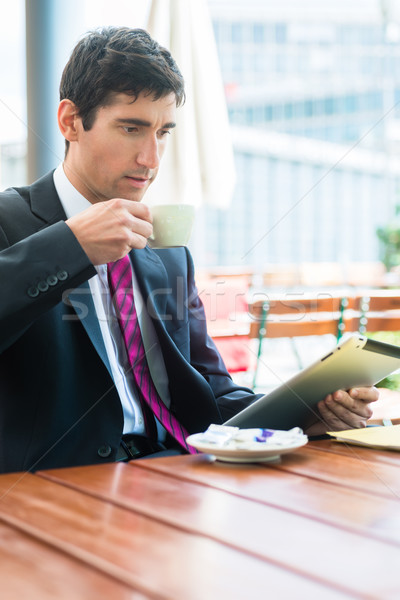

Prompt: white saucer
xmin=186 ymin=428 xmax=308 ymax=463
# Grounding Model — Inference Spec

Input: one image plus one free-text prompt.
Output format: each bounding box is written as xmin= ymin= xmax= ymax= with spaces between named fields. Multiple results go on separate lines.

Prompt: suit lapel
xmin=68 ymin=282 xmax=113 ymax=377
xmin=68 ymin=248 xmax=173 ymax=381
xmin=129 ymin=246 xmax=169 ymax=328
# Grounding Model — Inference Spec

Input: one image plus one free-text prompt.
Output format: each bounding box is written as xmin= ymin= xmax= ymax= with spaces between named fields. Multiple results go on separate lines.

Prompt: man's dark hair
xmin=60 ymin=27 xmax=185 ymax=153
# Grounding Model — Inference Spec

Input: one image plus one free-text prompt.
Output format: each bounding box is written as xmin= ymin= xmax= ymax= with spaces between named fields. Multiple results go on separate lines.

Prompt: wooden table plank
xmin=271 ymin=446 xmax=400 ymax=499
xmin=127 ymin=454 xmax=400 ymax=546
xmin=0 ymin=472 xmax=352 ymax=600
xmin=307 ymin=438 xmax=400 ymax=467
xmin=0 ymin=519 xmax=145 ymax=599
xmin=38 ymin=460 xmax=400 ymax=599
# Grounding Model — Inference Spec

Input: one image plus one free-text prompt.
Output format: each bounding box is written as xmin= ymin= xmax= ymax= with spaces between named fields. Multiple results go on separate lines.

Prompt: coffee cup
xmin=148 ymin=204 xmax=195 ymax=249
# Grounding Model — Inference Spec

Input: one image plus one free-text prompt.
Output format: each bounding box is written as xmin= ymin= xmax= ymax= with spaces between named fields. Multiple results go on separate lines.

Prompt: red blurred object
xmin=197 ymin=275 xmax=251 ymax=373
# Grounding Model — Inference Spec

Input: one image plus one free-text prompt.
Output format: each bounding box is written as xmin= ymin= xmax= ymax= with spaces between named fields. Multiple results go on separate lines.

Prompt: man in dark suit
xmin=0 ymin=27 xmax=378 ymax=473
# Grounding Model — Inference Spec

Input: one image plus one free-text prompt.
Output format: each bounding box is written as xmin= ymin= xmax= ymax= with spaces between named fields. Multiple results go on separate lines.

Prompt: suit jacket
xmin=0 ymin=171 xmax=255 ymax=473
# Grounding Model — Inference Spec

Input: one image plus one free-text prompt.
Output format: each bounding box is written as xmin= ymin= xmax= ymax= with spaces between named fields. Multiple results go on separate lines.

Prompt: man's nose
xmin=136 ymin=136 xmax=160 ymax=169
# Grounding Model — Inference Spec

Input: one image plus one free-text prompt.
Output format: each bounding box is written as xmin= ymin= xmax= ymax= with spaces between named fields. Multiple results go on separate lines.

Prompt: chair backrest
xmin=356 ymin=291 xmax=400 ymax=334
xmin=249 ymin=290 xmax=400 ymax=339
xmin=248 ymin=292 xmax=358 ymax=340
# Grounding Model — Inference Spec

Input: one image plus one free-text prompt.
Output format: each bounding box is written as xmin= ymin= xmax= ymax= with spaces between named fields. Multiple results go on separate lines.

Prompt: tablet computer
xmin=224 ymin=334 xmax=400 ymax=431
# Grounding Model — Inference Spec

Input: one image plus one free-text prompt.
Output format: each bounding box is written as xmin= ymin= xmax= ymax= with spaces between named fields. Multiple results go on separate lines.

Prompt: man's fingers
xmin=347 ymin=386 xmax=379 ymax=403
xmin=103 ymin=199 xmax=153 ymax=244
xmin=307 ymin=387 xmax=377 ymax=435
xmin=105 ymin=197 xmax=152 ymax=223
xmin=318 ymin=399 xmax=368 ymax=430
xmin=327 ymin=392 xmax=373 ymax=420
xmin=330 ymin=388 xmax=377 ymax=415
xmin=129 ymin=215 xmax=153 ymax=239
xmin=126 ymin=231 xmax=151 ymax=251
xmin=66 ymin=197 xmax=155 ymax=264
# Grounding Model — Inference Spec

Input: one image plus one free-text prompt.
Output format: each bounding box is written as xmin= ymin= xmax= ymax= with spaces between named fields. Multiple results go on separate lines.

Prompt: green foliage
xmin=367 ymin=331 xmax=400 ymax=390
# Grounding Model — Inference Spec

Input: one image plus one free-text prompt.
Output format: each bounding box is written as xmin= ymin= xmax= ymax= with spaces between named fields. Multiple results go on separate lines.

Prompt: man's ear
xmin=57 ymin=99 xmax=80 ymax=142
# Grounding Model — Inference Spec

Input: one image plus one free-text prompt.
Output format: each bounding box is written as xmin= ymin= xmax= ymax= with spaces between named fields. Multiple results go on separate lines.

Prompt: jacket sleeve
xmin=184 ymin=247 xmax=260 ymax=422
xmin=0 ymin=219 xmax=95 ymax=354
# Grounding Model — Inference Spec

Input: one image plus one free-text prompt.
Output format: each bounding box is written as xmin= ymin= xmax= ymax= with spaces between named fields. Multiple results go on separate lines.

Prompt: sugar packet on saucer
xmin=196 ymin=424 xmax=305 ymax=449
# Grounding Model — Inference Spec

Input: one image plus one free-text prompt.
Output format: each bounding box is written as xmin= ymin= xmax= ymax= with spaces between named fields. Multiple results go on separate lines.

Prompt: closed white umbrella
xmin=144 ymin=0 xmax=235 ymax=208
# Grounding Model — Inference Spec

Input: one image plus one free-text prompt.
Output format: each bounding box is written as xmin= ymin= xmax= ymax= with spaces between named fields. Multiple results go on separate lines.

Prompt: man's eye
xmin=159 ymin=129 xmax=171 ymax=137
xmin=123 ymin=126 xmax=138 ymax=133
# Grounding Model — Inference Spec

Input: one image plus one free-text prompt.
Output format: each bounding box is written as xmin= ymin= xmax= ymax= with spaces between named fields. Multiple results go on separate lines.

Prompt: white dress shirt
xmin=53 ymin=164 xmax=170 ymax=438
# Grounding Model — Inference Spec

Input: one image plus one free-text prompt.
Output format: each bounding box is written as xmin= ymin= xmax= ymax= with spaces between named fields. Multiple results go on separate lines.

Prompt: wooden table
xmin=0 ymin=439 xmax=399 ymax=599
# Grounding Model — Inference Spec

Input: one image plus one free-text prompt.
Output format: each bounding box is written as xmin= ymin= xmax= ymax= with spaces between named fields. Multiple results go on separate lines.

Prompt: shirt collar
xmin=53 ymin=163 xmax=92 ymax=219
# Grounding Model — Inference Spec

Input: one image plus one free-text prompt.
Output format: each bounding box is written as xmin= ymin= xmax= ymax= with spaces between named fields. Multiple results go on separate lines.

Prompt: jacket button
xmin=37 ymin=280 xmax=49 ymax=292
xmin=57 ymin=270 xmax=68 ymax=281
xmin=46 ymin=274 xmax=58 ymax=286
xmin=97 ymin=445 xmax=112 ymax=458
xmin=27 ymin=286 xmax=39 ymax=298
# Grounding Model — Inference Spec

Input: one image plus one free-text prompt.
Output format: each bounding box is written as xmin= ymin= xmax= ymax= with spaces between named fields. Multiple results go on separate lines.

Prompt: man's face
xmin=64 ymin=91 xmax=177 ymax=204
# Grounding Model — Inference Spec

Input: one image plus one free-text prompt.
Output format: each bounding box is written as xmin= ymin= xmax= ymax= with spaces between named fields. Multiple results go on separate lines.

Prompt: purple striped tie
xmin=107 ymin=255 xmax=196 ymax=454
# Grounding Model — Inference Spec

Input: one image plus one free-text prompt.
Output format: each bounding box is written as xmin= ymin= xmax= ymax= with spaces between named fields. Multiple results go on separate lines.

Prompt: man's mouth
xmin=125 ymin=175 xmax=151 ymax=188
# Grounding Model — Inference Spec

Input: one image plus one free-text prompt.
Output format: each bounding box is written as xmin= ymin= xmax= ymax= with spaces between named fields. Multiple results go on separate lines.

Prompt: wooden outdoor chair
xmin=356 ymin=290 xmax=400 ymax=334
xmin=248 ymin=292 xmax=356 ymax=389
xmin=249 ymin=288 xmax=400 ymax=395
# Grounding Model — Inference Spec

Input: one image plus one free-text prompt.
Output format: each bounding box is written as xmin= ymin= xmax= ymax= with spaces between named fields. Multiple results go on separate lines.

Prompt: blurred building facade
xmin=191 ymin=0 xmax=400 ymax=269
xmin=2 ymin=0 xmax=400 ymax=272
